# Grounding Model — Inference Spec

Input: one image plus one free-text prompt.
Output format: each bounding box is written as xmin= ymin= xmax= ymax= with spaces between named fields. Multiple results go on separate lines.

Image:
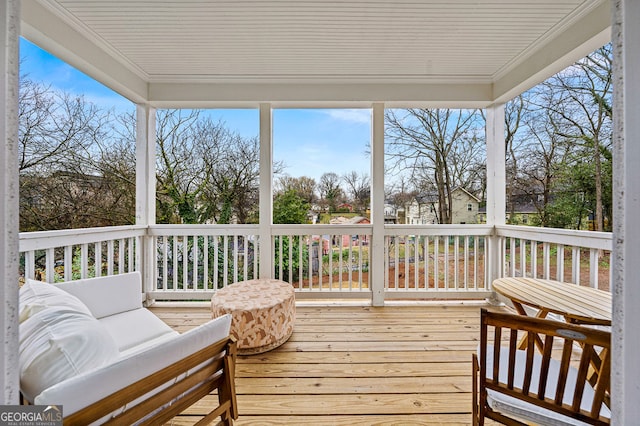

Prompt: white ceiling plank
xmin=493 ymin=0 xmax=611 ymax=103
xmin=21 ymin=0 xmax=148 ymax=103
xmin=20 ymin=0 xmax=611 ymax=105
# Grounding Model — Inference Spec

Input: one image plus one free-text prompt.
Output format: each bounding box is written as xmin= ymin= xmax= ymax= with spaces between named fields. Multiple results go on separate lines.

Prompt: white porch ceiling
xmin=21 ymin=0 xmax=611 ymax=107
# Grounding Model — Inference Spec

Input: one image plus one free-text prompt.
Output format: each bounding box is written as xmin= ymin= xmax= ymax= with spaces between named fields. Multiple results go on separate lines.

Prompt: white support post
xmin=259 ymin=103 xmax=273 ymax=279
xmin=0 ymin=0 xmax=20 ymax=404
xmin=485 ymin=104 xmax=506 ymax=292
xmin=371 ymin=103 xmax=385 ymax=306
xmin=612 ymin=0 xmax=640 ymax=422
xmin=136 ymin=104 xmax=156 ymax=301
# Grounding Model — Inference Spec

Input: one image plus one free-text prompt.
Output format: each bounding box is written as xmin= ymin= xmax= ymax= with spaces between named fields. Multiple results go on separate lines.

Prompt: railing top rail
xmin=272 ymin=224 xmax=373 ymax=234
xmin=384 ymin=224 xmax=493 ymax=236
xmin=495 ymin=224 xmax=612 ymax=251
xmin=148 ymin=224 xmax=260 ymax=236
xmin=19 ymin=225 xmax=147 ymax=252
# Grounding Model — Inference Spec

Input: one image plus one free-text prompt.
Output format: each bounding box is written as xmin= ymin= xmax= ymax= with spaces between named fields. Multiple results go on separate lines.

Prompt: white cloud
xmin=324 ymin=109 xmax=371 ymax=125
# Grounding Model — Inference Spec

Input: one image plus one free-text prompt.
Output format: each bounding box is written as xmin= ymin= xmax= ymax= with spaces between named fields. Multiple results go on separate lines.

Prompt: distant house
xmin=404 ymin=188 xmax=480 ymax=224
xmin=384 ymin=202 xmax=399 ymax=224
xmin=327 ymin=215 xmax=370 ymax=246
xmin=477 ymin=200 xmax=539 ymax=225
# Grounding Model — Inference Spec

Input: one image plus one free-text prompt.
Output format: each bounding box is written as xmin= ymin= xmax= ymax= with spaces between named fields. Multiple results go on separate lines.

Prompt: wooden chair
xmin=472 ymin=309 xmax=610 ymax=426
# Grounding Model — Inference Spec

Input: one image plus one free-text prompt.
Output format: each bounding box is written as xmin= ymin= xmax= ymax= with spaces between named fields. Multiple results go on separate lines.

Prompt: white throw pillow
xmin=19 ymin=305 xmax=119 ymax=402
xmin=19 ymin=279 xmax=92 ymax=323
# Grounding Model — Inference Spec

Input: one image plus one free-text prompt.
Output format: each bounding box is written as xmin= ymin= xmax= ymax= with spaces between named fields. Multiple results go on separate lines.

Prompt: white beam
xmin=259 ymin=104 xmax=273 ymax=279
xmin=0 ymin=0 xmax=20 ymax=405
xmin=371 ymin=103 xmax=385 ymax=306
xmin=148 ymin=82 xmax=492 ymax=109
xmin=20 ymin=0 xmax=148 ymax=104
xmin=485 ymin=104 xmax=506 ymax=287
xmin=612 ymin=0 xmax=640 ymax=422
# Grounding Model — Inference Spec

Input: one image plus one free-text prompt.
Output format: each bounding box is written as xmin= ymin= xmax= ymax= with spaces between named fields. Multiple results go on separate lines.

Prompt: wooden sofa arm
xmin=65 ymin=336 xmax=238 ymax=426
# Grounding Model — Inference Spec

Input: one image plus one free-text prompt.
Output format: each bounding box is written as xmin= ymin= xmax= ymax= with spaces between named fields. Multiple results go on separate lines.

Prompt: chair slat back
xmin=477 ymin=309 xmax=611 ymax=426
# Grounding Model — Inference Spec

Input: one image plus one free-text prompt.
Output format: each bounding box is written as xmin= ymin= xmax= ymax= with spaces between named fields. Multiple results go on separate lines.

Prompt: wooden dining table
xmin=492 ymin=276 xmax=612 ymax=394
xmin=492 ymin=276 xmax=612 ymax=326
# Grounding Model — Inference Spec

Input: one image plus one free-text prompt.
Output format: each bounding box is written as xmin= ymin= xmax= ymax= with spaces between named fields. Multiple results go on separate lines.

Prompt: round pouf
xmin=211 ymin=279 xmax=295 ymax=355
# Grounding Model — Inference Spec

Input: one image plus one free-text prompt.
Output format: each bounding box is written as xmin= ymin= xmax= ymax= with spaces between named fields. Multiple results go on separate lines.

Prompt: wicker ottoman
xmin=211 ymin=279 xmax=295 ymax=355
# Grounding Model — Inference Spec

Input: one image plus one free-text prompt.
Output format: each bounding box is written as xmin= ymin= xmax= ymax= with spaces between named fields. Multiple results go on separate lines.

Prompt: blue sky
xmin=19 ymin=38 xmax=372 ymax=182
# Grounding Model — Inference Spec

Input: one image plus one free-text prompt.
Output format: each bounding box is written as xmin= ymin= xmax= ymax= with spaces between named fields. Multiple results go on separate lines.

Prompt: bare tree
xmin=154 ymin=110 xmax=260 ymax=224
xmin=543 ymin=45 xmax=612 ymax=232
xmin=342 ymin=171 xmax=370 ymax=212
xmin=18 ymin=78 xmax=134 ymax=231
xmin=318 ymin=172 xmax=343 ymax=212
xmin=275 ymin=175 xmax=317 ymax=205
xmin=385 ymin=108 xmax=484 ymax=223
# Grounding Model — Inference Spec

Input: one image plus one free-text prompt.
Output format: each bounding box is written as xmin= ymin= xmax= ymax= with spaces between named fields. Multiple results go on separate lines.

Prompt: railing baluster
xmin=473 ymin=236 xmax=478 ymax=289
xmin=589 ymin=248 xmax=599 ymax=289
xmin=434 ymin=236 xmax=439 ymax=290
xmin=81 ymin=243 xmax=88 ymax=279
xmin=444 ymin=236 xmax=449 ymax=290
xmin=94 ymin=242 xmax=102 ymax=278
xmin=213 ymin=236 xmax=219 ymax=290
xmin=404 ymin=236 xmax=410 ymax=290
xmin=509 ymin=237 xmax=516 ymax=277
xmin=464 ymin=236 xmax=469 ymax=290
xmin=203 ymin=236 xmax=209 ymax=290
xmin=46 ymin=248 xmax=55 ymax=283
xmin=520 ymin=239 xmax=526 ymax=277
xmin=329 ymin=235 xmax=334 ymax=291
xmin=414 ymin=235 xmax=420 ymax=290
xmin=118 ymin=238 xmax=125 ymax=274
xmin=557 ymin=244 xmax=565 ymax=282
xmin=107 ymin=240 xmax=114 ymax=276
xmin=64 ymin=245 xmax=72 ymax=282
xmin=454 ymin=235 xmax=460 ymax=290
xmin=543 ymin=242 xmax=550 ymax=279
xmin=572 ymin=246 xmax=581 ymax=285
xmin=424 ymin=236 xmax=430 ymax=290
xmin=223 ymin=235 xmax=229 ymax=288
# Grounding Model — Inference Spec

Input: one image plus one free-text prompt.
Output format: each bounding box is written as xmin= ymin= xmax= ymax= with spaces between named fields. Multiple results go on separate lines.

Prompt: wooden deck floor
xmin=151 ymin=303 xmax=502 ymax=425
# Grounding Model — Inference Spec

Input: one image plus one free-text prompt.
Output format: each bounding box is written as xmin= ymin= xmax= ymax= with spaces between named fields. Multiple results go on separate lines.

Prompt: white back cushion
xmin=55 ymin=272 xmax=142 ymax=318
xmin=19 ymin=279 xmax=92 ymax=323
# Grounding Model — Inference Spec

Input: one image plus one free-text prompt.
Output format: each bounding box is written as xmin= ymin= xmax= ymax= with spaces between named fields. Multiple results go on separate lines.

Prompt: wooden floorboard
xmin=152 ymin=303 xmax=503 ymax=425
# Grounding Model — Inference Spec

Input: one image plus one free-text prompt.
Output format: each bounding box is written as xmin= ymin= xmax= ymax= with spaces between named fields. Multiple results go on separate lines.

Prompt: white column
xmin=136 ymin=104 xmax=156 ymax=298
xmin=259 ymin=103 xmax=273 ymax=279
xmin=485 ymin=104 xmax=506 ymax=288
xmin=612 ymin=0 xmax=640 ymax=422
xmin=0 ymin=0 xmax=20 ymax=405
xmin=371 ymin=103 xmax=385 ymax=306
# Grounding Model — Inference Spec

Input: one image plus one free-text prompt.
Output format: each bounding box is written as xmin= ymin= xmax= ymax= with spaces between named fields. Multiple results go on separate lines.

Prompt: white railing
xmin=147 ymin=225 xmax=260 ymax=300
xmin=18 ymin=224 xmax=614 ymax=300
xmin=272 ymin=225 xmax=372 ymax=298
xmin=19 ymin=225 xmax=145 ymax=283
xmin=496 ymin=225 xmax=612 ymax=291
xmin=384 ymin=225 xmax=494 ymax=299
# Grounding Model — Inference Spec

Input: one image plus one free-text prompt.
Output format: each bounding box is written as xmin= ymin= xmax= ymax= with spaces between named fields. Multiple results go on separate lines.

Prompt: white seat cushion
xmin=483 ymin=344 xmax=610 ymax=426
xmin=35 ymin=314 xmax=233 ymax=418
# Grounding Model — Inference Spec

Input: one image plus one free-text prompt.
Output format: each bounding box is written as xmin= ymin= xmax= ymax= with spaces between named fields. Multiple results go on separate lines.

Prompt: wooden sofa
xmin=19 ymin=272 xmax=238 ymax=425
